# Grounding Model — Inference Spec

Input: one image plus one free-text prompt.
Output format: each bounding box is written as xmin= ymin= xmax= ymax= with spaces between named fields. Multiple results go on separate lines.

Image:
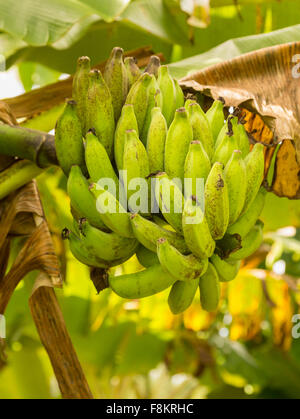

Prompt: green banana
xmin=213 ymin=129 xmax=239 ymax=167
xmin=90 ymin=184 xmax=134 ymax=238
xmin=199 ymin=262 xmax=220 ymax=312
xmin=72 ymin=56 xmax=91 ymax=134
xmin=182 ymin=196 xmax=215 ymax=259
xmin=140 ymin=75 xmax=163 ymax=145
xmin=184 ymin=140 xmax=211 ymax=198
xmin=85 ymin=130 xmax=119 ymax=195
xmin=157 ymin=238 xmax=208 ymax=282
xmin=236 ymin=122 xmax=250 ymax=158
xmin=144 ymin=55 xmax=161 ymax=77
xmin=130 ymin=213 xmax=189 ymax=254
xmin=224 ymin=150 xmax=247 ymax=225
xmin=55 ymin=100 xmax=87 ymax=177
xmin=185 ymin=100 xmax=214 ymax=160
xmin=146 ymin=107 xmax=167 ymax=173
xmin=104 ymin=47 xmax=128 ymax=121
xmin=64 ymin=230 xmax=126 ymax=268
xmin=228 ymin=220 xmax=264 ymax=261
xmin=109 ymin=264 xmax=176 ymax=299
xmin=204 ymin=162 xmax=229 ymax=240
xmin=114 ymin=104 xmax=139 ymax=171
xmin=227 ymin=187 xmax=266 ymax=238
xmin=243 ymin=143 xmax=265 ymax=212
xmin=173 ymin=79 xmax=185 ymax=111
xmin=122 ymin=129 xmax=150 ymax=210
xmin=86 ymin=69 xmax=115 ymax=158
xmin=136 ymin=245 xmax=159 ymax=268
xmin=206 ymin=99 xmax=225 ymax=143
xmin=215 ymin=116 xmax=239 ymax=150
xmin=168 ymin=278 xmax=199 ymax=315
xmin=153 ymin=172 xmax=184 ymax=233
xmin=125 ymin=72 xmax=153 ymax=133
xmin=79 ymin=220 xmax=138 ymax=261
xmin=157 ymin=65 xmax=176 ymax=126
xmin=124 ymin=57 xmax=141 ymax=89
xmin=165 ymin=107 xmax=193 ymax=181
xmin=67 ymin=166 xmax=108 ymax=231
xmin=210 ymin=253 xmax=241 ymax=282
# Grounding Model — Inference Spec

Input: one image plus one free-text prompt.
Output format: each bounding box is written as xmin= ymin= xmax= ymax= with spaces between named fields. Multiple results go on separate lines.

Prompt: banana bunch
xmin=55 ymin=47 xmax=266 ymax=315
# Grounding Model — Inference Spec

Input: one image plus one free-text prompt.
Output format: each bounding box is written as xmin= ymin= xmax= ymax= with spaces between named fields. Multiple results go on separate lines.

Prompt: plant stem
xmin=0 ymin=124 xmax=57 ymax=168
xmin=0 ymin=160 xmax=43 ymax=200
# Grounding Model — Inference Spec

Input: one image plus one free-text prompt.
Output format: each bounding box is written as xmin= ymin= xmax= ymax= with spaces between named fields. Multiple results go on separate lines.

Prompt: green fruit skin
xmin=204 ymin=162 xmax=229 ymax=240
xmin=147 ymin=107 xmax=167 ymax=173
xmin=168 ymin=278 xmax=199 ymax=314
xmin=67 ymin=166 xmax=107 ymax=231
xmin=136 ymin=245 xmax=159 ymax=268
xmin=165 ymin=108 xmax=193 ymax=182
xmin=109 ymin=264 xmax=177 ymax=299
xmin=206 ymin=100 xmax=225 ymax=143
xmin=199 ymin=262 xmax=220 ymax=312
xmin=227 ymin=187 xmax=266 ymax=238
xmin=104 ymin=47 xmax=128 ymax=121
xmin=228 ymin=221 xmax=264 ymax=261
xmin=243 ymin=143 xmax=265 ymax=213
xmin=210 ymin=254 xmax=241 ymax=282
xmin=55 ymin=100 xmax=87 ymax=177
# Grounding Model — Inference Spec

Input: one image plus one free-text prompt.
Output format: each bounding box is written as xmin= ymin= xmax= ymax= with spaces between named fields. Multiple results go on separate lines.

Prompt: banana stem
xmin=0 ymin=160 xmax=43 ymax=200
xmin=0 ymin=124 xmax=57 ymax=168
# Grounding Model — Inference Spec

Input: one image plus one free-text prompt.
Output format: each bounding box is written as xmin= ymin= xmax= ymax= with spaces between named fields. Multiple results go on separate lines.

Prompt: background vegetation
xmin=0 ymin=0 xmax=300 ymax=399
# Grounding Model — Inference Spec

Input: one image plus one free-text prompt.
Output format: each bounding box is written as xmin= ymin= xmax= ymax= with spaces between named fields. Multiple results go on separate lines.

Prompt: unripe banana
xmin=236 ymin=122 xmax=250 ymax=158
xmin=136 ymin=245 xmax=159 ymax=268
xmin=114 ymin=104 xmax=139 ymax=171
xmin=206 ymin=99 xmax=225 ymax=143
xmin=204 ymin=162 xmax=229 ymax=240
xmin=55 ymin=100 xmax=87 ymax=177
xmin=140 ymin=75 xmax=163 ymax=145
xmin=64 ymin=230 xmax=126 ymax=268
xmin=72 ymin=56 xmax=91 ymax=134
xmin=146 ymin=107 xmax=167 ymax=173
xmin=130 ymin=213 xmax=189 ymax=254
xmin=243 ymin=143 xmax=264 ymax=213
xmin=124 ymin=57 xmax=141 ymax=88
xmin=153 ymin=172 xmax=184 ymax=233
xmin=85 ymin=130 xmax=119 ymax=195
xmin=213 ymin=130 xmax=239 ymax=166
xmin=174 ymin=79 xmax=185 ymax=110
xmin=215 ymin=116 xmax=239 ymax=150
xmin=86 ymin=69 xmax=115 ymax=158
xmin=157 ymin=65 xmax=176 ymax=126
xmin=185 ymin=100 xmax=214 ymax=160
xmin=165 ymin=107 xmax=193 ymax=181
xmin=210 ymin=253 xmax=241 ymax=282
xmin=168 ymin=278 xmax=199 ymax=315
xmin=144 ymin=55 xmax=161 ymax=77
xmin=228 ymin=220 xmax=264 ymax=261
xmin=227 ymin=187 xmax=266 ymax=238
xmin=224 ymin=150 xmax=247 ymax=225
xmin=109 ymin=264 xmax=176 ymax=299
xmin=67 ymin=166 xmax=107 ymax=231
xmin=184 ymin=140 xmax=211 ymax=198
xmin=157 ymin=238 xmax=208 ymax=282
xmin=122 ymin=129 xmax=150 ymax=208
xmin=182 ymin=196 xmax=216 ymax=259
xmin=104 ymin=47 xmax=129 ymax=121
xmin=90 ymin=184 xmax=134 ymax=238
xmin=79 ymin=220 xmax=138 ymax=261
xmin=125 ymin=72 xmax=153 ymax=133
xmin=199 ymin=262 xmax=220 ymax=312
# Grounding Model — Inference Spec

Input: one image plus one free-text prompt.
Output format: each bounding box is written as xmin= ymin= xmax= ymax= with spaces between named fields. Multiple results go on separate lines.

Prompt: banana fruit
xmin=56 ymin=48 xmax=268 ymax=314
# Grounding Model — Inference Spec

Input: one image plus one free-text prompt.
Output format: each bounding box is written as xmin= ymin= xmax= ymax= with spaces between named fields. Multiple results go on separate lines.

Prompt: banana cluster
xmin=56 ymin=47 xmax=266 ymax=314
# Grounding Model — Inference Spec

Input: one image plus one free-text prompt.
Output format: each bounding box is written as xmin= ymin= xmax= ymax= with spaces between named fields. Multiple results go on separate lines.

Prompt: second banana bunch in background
xmin=56 ymin=47 xmax=266 ymax=315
